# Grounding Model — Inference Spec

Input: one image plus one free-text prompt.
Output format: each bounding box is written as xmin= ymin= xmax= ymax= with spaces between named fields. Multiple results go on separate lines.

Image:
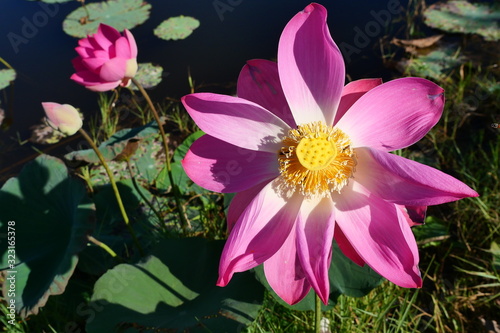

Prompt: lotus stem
xmin=131 ymin=78 xmax=190 ymax=231
xmin=315 ymin=293 xmax=322 ymax=333
xmin=79 ymin=128 xmax=145 ymax=256
xmin=87 ymin=235 xmax=124 ymax=262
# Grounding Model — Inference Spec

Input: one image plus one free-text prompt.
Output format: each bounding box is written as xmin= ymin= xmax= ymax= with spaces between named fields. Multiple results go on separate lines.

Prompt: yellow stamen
xmin=278 ymin=121 xmax=356 ymax=197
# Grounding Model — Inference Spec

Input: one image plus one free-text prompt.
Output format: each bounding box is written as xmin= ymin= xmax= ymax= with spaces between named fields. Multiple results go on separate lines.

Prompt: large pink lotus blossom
xmin=181 ymin=3 xmax=478 ymax=305
xmin=71 ymin=24 xmax=138 ymax=92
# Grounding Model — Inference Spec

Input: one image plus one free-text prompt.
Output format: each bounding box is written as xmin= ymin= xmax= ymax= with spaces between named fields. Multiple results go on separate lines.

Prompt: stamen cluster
xmin=278 ymin=121 xmax=356 ymax=197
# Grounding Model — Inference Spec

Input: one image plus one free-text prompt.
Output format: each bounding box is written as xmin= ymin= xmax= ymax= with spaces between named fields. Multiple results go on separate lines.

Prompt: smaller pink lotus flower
xmin=71 ymin=24 xmax=138 ymax=92
xmin=42 ymin=102 xmax=82 ymax=136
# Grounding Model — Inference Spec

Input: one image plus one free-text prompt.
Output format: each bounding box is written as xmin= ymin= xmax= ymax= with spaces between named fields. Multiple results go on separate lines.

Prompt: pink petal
xmin=41 ymin=102 xmax=62 ymax=127
xmin=99 ymin=57 xmax=128 ymax=82
xmin=114 ymin=36 xmax=132 ymax=59
xmin=264 ymin=225 xmax=311 ymax=305
xmin=85 ymin=81 xmax=121 ymax=92
xmin=278 ymin=3 xmax=345 ymax=126
xmin=237 ymin=59 xmax=295 ymax=127
xmin=333 ymin=181 xmax=422 ymax=288
xmin=296 ymin=197 xmax=335 ymax=304
xmin=182 ymin=134 xmax=279 ymax=193
xmin=75 ymin=46 xmax=92 ymax=58
xmin=94 ymin=24 xmax=121 ymax=50
xmin=334 ymin=224 xmax=365 ymax=266
xmin=81 ymin=57 xmax=108 ymax=72
xmin=77 ymin=37 xmax=93 ymax=49
xmin=181 ymin=93 xmax=290 ymax=153
xmin=86 ymin=36 xmax=102 ymax=51
xmin=404 ymin=205 xmax=427 ymax=226
xmin=71 ymin=57 xmax=89 ymax=73
xmin=227 ymin=181 xmax=269 ymax=233
xmin=124 ymin=29 xmax=138 ymax=58
xmin=217 ymin=180 xmax=303 ymax=286
xmin=71 ymin=71 xmax=120 ymax=91
xmin=354 ymin=147 xmax=479 ymax=206
xmin=334 ymin=78 xmax=383 ymax=125
xmin=336 ymin=77 xmax=444 ymax=151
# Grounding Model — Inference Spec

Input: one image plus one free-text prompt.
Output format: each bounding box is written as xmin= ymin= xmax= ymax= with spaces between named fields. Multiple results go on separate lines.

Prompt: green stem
xmin=87 ymin=235 xmax=124 ymax=262
xmin=131 ymin=78 xmax=190 ymax=231
xmin=0 ymin=57 xmax=13 ymax=69
xmin=315 ymin=292 xmax=322 ymax=333
xmin=79 ymin=128 xmax=145 ymax=256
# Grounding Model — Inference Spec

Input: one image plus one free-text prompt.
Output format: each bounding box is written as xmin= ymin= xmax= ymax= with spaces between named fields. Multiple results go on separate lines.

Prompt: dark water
xmin=0 ymin=0 xmax=411 ymax=180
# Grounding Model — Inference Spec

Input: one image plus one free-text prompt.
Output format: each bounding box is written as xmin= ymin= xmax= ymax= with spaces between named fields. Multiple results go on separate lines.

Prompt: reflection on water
xmin=0 ymin=0 xmax=409 ymax=179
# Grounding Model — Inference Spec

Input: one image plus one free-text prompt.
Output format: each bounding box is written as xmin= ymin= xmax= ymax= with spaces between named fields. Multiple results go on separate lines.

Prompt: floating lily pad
xmin=0 ymin=155 xmax=94 ymax=317
xmin=154 ymin=16 xmax=200 ymax=41
xmin=63 ymin=0 xmax=151 ymax=38
xmin=0 ymin=68 xmax=16 ymax=90
xmin=131 ymin=63 xmax=163 ymax=90
xmin=86 ymin=238 xmax=264 ymax=332
xmin=424 ymin=1 xmax=500 ymax=41
xmin=64 ymin=122 xmax=162 ymax=186
xmin=400 ymin=43 xmax=463 ymax=80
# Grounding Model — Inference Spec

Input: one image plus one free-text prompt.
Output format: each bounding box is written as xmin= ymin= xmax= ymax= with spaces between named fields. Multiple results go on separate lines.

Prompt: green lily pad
xmin=156 ymin=130 xmax=205 ymax=194
xmin=424 ymin=1 xmax=500 ymax=41
xmin=63 ymin=0 xmax=151 ymax=38
xmin=131 ymin=63 xmax=163 ymax=90
xmin=64 ymin=122 xmax=162 ymax=186
xmin=401 ymin=43 xmax=463 ymax=80
xmin=154 ymin=16 xmax=200 ymax=41
xmin=86 ymin=238 xmax=264 ymax=332
xmin=0 ymin=68 xmax=16 ymax=91
xmin=0 ymin=155 xmax=94 ymax=317
xmin=255 ymin=241 xmax=383 ymax=311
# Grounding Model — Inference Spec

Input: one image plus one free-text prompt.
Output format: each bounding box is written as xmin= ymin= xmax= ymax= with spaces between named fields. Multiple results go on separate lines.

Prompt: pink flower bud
xmin=70 ymin=24 xmax=138 ymax=92
xmin=42 ymin=102 xmax=82 ymax=136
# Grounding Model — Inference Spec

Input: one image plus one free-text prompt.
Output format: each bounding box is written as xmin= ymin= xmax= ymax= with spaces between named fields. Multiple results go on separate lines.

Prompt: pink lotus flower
xmin=71 ymin=24 xmax=138 ymax=92
xmin=181 ymin=3 xmax=478 ymax=305
xmin=42 ymin=102 xmax=82 ymax=136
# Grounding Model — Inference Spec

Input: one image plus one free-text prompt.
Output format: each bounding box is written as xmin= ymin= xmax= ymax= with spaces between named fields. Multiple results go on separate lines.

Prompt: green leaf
xmin=78 ymin=179 xmax=156 ymax=275
xmin=0 ymin=69 xmax=16 ymax=91
xmin=424 ymin=1 xmax=500 ymax=41
xmin=64 ymin=122 xmax=162 ymax=186
xmin=154 ymin=16 xmax=200 ymax=41
xmin=63 ymin=0 xmax=151 ymax=38
xmin=155 ymin=130 xmax=205 ymax=193
xmin=401 ymin=43 xmax=463 ymax=80
xmin=0 ymin=155 xmax=94 ymax=317
xmin=130 ymin=63 xmax=163 ymax=90
xmin=86 ymin=238 xmax=264 ymax=332
xmin=254 ymin=241 xmax=383 ymax=311
xmin=412 ymin=216 xmax=449 ymax=248
xmin=490 ymin=241 xmax=500 ymax=272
